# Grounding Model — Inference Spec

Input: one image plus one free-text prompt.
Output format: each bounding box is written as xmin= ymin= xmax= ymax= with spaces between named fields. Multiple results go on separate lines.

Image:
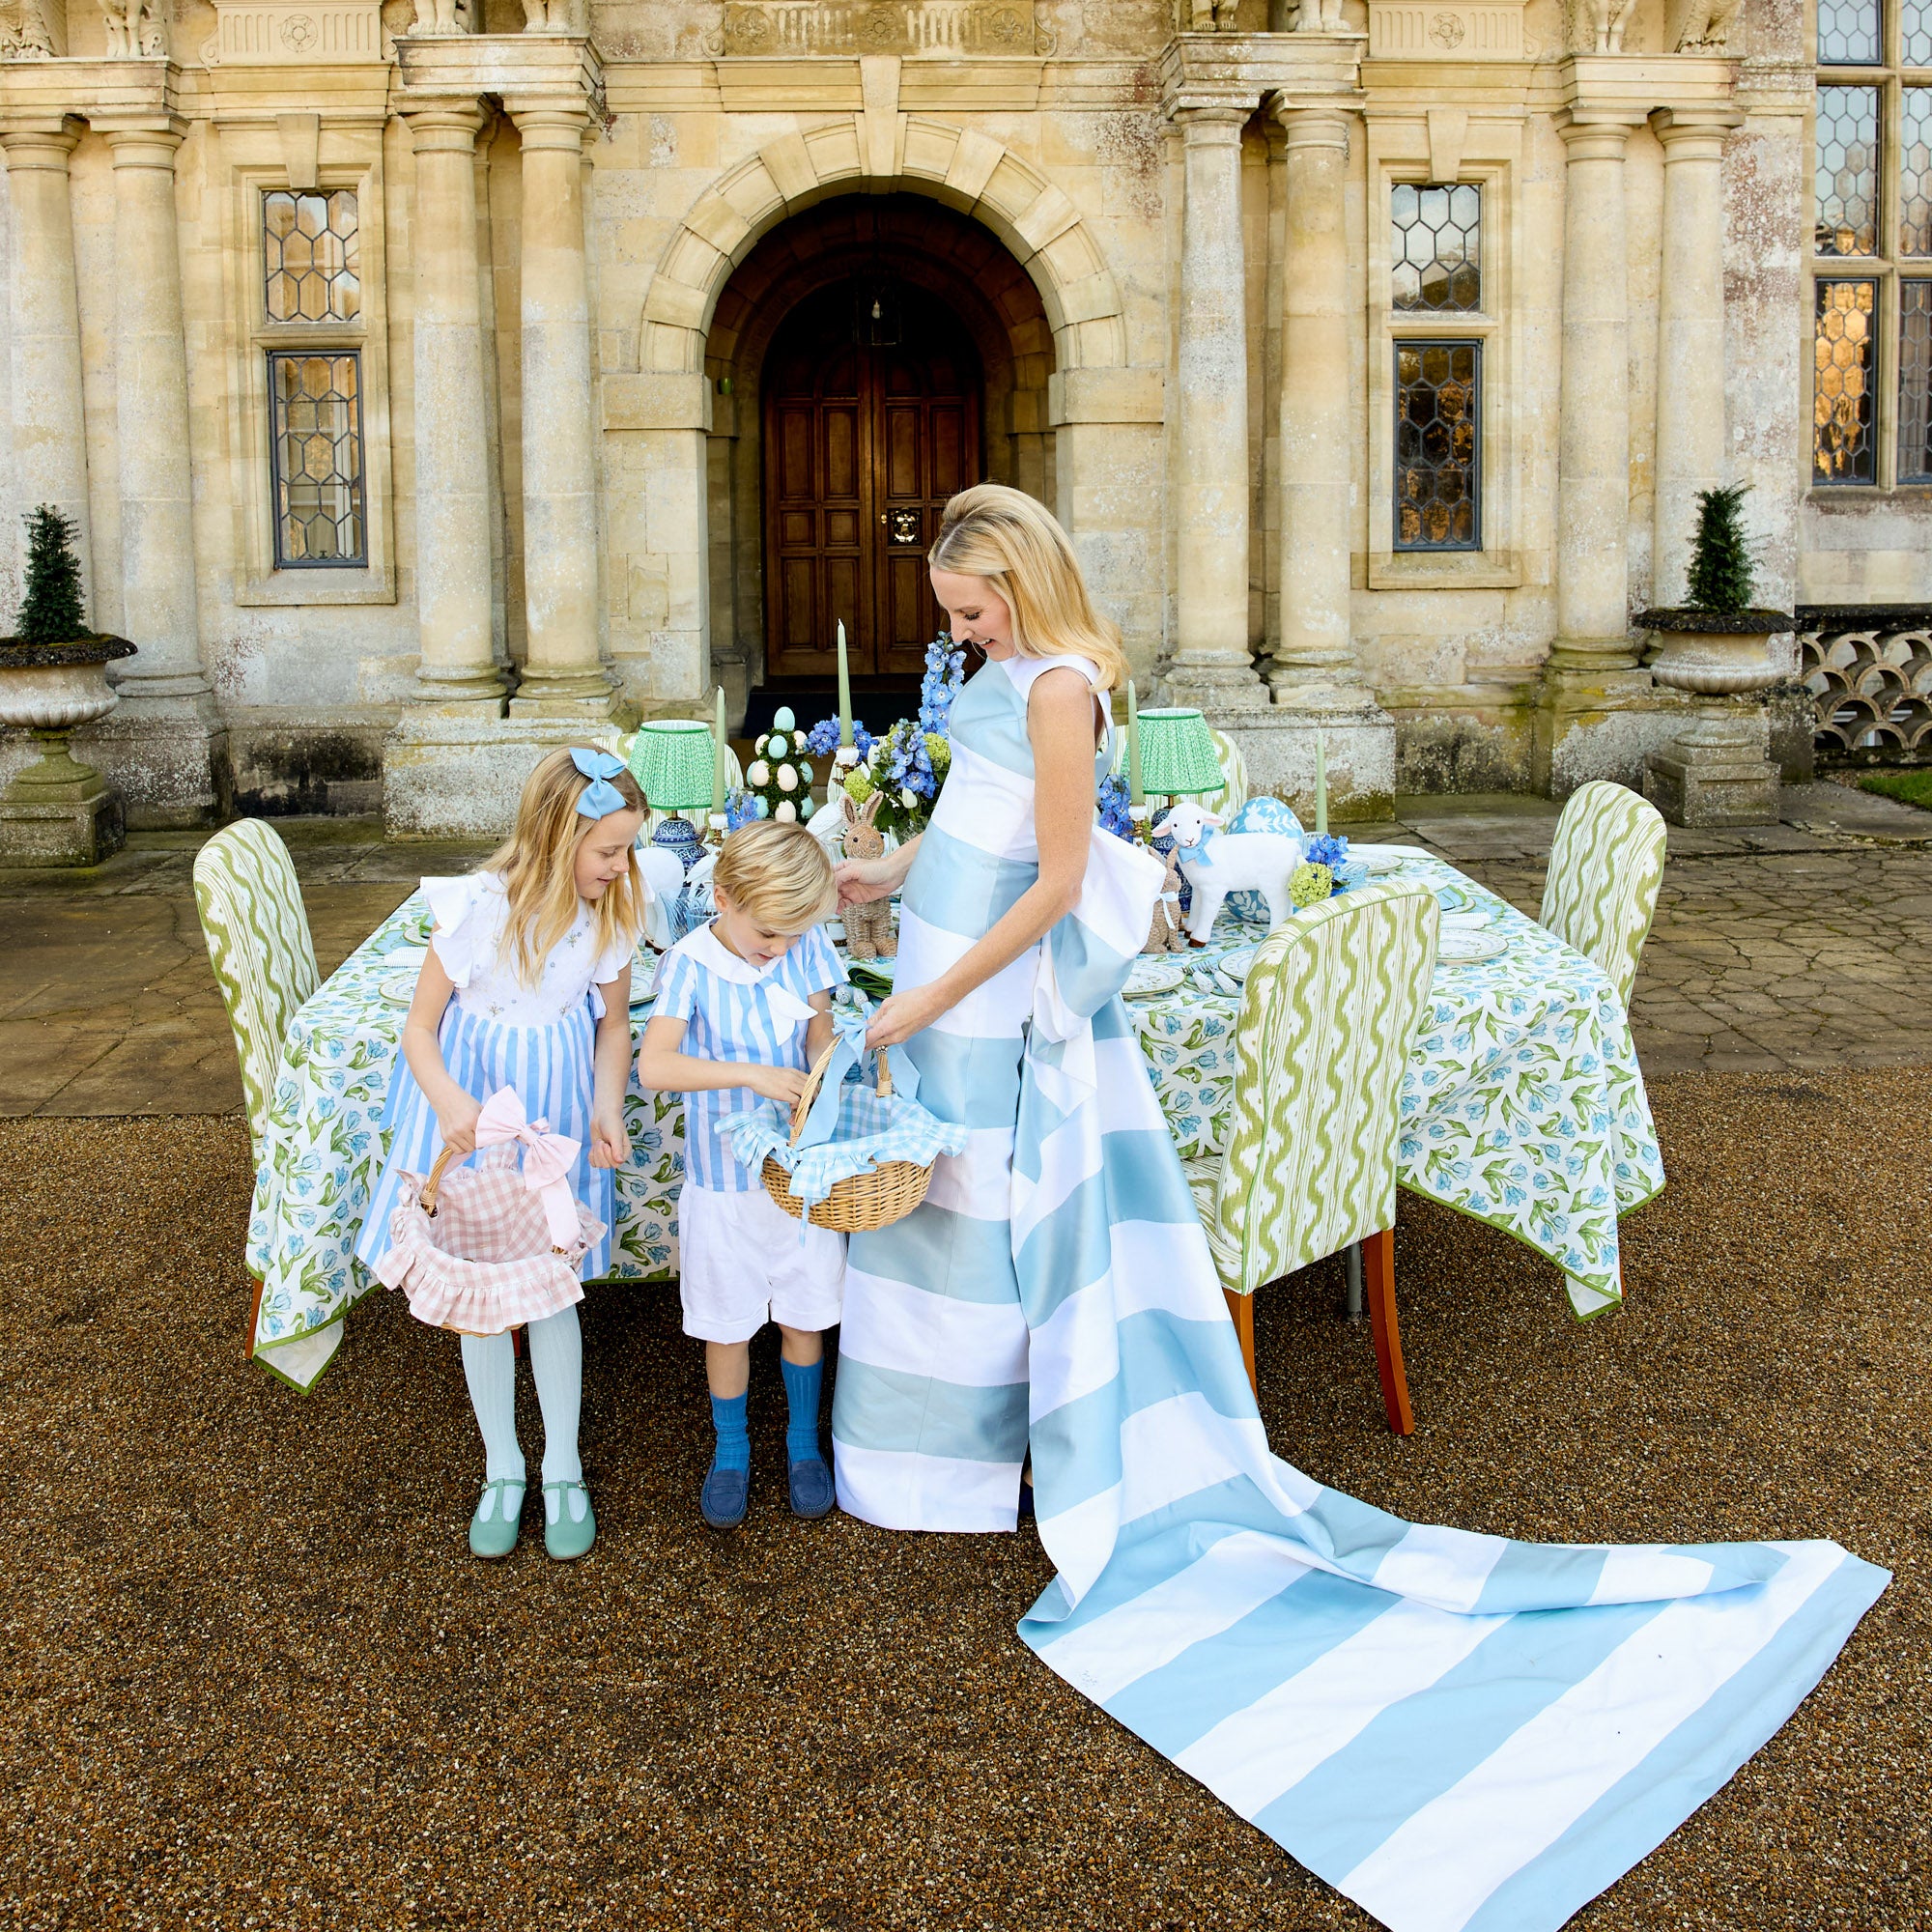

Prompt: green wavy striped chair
xmin=192 ymin=818 xmax=319 ymax=1165
xmin=1538 ymin=781 xmax=1668 ymax=1007
xmin=1200 ymin=725 xmax=1250 ymax=819
xmin=1181 ymin=880 xmax=1439 ymax=1433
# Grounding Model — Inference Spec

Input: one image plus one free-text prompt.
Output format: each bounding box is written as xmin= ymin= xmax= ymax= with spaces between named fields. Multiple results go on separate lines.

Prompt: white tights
xmin=459 ymin=1305 xmax=583 ymax=1493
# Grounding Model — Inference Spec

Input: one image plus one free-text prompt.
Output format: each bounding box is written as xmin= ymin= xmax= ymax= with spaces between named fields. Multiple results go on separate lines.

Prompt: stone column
xmin=404 ymin=101 xmax=503 ymax=706
xmin=508 ymin=103 xmax=611 ymax=714
xmin=1651 ymin=110 xmax=1737 ymax=607
xmin=1550 ymin=117 xmax=1636 ymax=671
xmin=1270 ymin=102 xmax=1371 ymax=709
xmin=1 ymin=122 xmax=94 ymax=622
xmin=1163 ymin=107 xmax=1267 ymax=714
xmin=95 ymin=122 xmax=222 ymax=824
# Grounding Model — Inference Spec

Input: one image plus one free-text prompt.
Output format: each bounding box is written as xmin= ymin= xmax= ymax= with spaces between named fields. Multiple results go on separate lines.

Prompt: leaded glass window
xmin=1816 ymin=86 xmax=1881 ymax=254
xmin=1907 ymin=0 xmax=1932 ymax=64
xmin=1391 ymin=184 xmax=1481 ymax=312
xmin=269 ymin=352 xmax=367 ymax=566
xmin=1821 ymin=0 xmax=1884 ymax=62
xmin=264 ymin=189 xmax=360 ymax=325
xmin=1395 ymin=342 xmax=1479 ymax=550
xmin=1815 ymin=281 xmax=1878 ymax=483
xmin=1902 ymin=281 xmax=1932 ymax=478
xmin=1904 ymin=87 xmax=1932 ymax=253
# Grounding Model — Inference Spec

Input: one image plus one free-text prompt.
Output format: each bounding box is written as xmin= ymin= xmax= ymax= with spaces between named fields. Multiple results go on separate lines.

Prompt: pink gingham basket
xmin=374 ymin=1090 xmax=605 ymax=1337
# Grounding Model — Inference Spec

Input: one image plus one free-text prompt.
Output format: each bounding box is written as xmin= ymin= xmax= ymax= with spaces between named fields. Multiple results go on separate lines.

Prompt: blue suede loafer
xmin=787 ymin=1455 xmax=835 ymax=1519
xmin=701 ymin=1463 xmax=750 ymax=1529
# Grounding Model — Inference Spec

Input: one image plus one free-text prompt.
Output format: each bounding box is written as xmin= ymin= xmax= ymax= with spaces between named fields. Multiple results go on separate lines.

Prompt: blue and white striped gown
xmin=831 ymin=652 xmax=1886 ymax=1932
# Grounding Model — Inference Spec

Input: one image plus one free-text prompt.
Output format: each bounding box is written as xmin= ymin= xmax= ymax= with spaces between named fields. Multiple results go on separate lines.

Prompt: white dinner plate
xmin=1435 ymin=881 xmax=1481 ymax=915
xmin=1438 ymin=909 xmax=1492 ymax=931
xmin=1350 ymin=843 xmax=1433 ymax=862
xmin=1123 ymin=955 xmax=1187 ymax=999
xmin=1217 ymin=945 xmax=1262 ymax=983
xmin=1435 ymin=930 xmax=1508 ymax=966
xmin=380 ymin=974 xmax=418 ymax=1006
xmin=1349 ymin=846 xmax=1410 ymax=876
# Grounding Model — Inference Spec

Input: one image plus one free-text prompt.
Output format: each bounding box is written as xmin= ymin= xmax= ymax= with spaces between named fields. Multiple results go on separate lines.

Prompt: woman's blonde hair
xmin=486 ymin=748 xmax=647 ymax=987
xmin=712 ymin=819 xmax=838 ymax=933
xmin=927 ymin=482 xmax=1130 ymax=693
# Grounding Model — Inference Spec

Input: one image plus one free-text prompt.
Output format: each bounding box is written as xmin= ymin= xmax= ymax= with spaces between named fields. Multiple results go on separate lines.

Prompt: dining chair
xmin=192 ymin=818 xmax=320 ymax=1166
xmin=1181 ymin=880 xmax=1439 ymax=1434
xmin=1200 ymin=725 xmax=1250 ymax=819
xmin=1537 ymin=781 xmax=1668 ymax=1008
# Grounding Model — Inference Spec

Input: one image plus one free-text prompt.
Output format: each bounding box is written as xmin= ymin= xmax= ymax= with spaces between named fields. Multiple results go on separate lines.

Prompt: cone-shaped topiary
xmin=1684 ymin=483 xmax=1755 ymax=614
xmin=13 ymin=504 xmax=88 ymax=646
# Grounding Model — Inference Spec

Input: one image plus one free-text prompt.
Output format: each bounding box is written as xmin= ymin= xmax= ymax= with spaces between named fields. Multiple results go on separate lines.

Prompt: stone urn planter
xmin=0 ymin=635 xmax=137 ymax=865
xmin=1636 ymin=608 xmax=1793 ymax=828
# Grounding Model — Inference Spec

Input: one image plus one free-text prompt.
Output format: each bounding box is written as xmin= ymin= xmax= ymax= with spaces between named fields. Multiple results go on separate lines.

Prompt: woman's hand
xmin=588 ymin=1107 xmax=630 ymax=1169
xmin=435 ymin=1090 xmax=482 ymax=1157
xmin=866 ymin=981 xmax=947 ymax=1049
xmin=750 ymin=1065 xmax=810 ymax=1109
xmin=835 ymin=854 xmax=899 ymax=909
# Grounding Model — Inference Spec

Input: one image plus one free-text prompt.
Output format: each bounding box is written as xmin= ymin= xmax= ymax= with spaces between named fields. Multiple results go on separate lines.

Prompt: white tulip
xmin=777 ymin=763 xmax=798 ymax=792
xmin=747 ymin=759 xmax=769 ymax=786
xmin=775 ymin=799 xmax=797 ymax=822
xmin=900 ymin=786 xmax=917 ymax=810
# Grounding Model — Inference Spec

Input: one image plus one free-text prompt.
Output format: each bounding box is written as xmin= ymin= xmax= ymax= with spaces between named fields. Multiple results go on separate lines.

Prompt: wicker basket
xmin=760 ymin=1037 xmax=936 ymax=1234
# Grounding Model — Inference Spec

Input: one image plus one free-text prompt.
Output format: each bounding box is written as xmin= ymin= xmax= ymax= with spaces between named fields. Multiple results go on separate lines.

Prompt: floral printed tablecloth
xmin=1131 ymin=852 xmax=1663 ymax=1321
xmin=247 ymin=854 xmax=1662 ymax=1388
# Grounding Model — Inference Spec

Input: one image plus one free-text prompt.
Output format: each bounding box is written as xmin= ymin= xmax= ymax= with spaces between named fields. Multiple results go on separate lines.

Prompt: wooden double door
xmin=763 ymin=281 xmax=983 ymax=680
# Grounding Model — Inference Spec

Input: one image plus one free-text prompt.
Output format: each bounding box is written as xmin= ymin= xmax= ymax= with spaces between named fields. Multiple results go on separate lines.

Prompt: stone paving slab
xmin=1 ymin=784 xmax=1928 ymax=1115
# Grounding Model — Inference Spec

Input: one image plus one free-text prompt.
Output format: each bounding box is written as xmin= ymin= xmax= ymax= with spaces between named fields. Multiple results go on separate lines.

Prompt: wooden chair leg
xmin=245 ymin=1276 xmax=266 ymax=1359
xmin=1222 ymin=1287 xmax=1257 ymax=1399
xmin=1360 ymin=1227 xmax=1414 ymax=1435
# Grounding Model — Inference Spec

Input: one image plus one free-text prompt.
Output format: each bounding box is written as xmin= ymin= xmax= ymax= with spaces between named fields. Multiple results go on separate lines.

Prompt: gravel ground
xmin=2 ymin=1070 xmax=1926 ymax=1932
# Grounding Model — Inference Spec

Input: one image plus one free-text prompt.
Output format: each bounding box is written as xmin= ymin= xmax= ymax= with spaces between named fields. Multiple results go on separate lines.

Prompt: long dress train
xmin=831 ymin=652 xmax=1885 ymax=1932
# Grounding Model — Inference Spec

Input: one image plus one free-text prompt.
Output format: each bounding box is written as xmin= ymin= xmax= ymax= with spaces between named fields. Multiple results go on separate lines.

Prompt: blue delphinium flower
xmin=1096 ymin=770 xmax=1134 ymax=842
xmin=724 ymin=787 xmax=762 ymax=831
xmin=807 ymin=717 xmax=874 ymax=758
xmin=1304 ymin=832 xmax=1350 ymax=871
xmin=918 ymin=634 xmax=966 ymax=737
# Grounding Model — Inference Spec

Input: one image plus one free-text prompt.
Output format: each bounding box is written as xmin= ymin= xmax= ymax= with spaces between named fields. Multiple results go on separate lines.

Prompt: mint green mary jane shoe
xmin=543 ymin=1479 xmax=597 ymax=1561
xmin=468 ymin=1478 xmax=526 ymax=1560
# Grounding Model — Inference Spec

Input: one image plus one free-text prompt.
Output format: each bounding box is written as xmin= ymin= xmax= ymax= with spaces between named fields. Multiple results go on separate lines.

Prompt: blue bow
xmin=794 ymin=999 xmax=921 ymax=1149
xmin=570 ymin=747 xmax=628 ymax=820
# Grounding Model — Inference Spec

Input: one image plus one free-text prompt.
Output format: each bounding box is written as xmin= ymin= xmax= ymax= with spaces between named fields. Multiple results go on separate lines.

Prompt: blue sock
xmin=781 ymin=1355 xmax=824 ymax=1465
xmin=710 ymin=1392 xmax=750 ymax=1474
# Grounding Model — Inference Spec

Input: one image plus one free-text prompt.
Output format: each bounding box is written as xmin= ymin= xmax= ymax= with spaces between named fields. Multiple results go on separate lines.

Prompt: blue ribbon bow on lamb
xmin=570 ymin=747 xmax=629 ymax=819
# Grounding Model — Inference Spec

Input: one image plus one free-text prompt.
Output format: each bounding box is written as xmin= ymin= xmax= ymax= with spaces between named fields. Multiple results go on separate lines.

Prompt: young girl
xmin=636 ymin=819 xmax=847 ymax=1530
xmin=356 ymin=747 xmax=646 ymax=1562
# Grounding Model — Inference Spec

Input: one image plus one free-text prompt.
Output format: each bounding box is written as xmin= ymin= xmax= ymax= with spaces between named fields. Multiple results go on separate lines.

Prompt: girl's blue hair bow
xmin=570 ymin=747 xmax=629 ymax=820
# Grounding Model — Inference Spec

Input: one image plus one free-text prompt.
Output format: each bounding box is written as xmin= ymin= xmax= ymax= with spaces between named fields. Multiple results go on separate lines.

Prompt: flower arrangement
xmin=1097 ymin=769 xmax=1135 ymax=842
xmin=806 ymin=717 xmax=875 ymax=760
xmin=1289 ymin=862 xmax=1333 ymax=908
xmin=820 ymin=635 xmax=967 ymax=840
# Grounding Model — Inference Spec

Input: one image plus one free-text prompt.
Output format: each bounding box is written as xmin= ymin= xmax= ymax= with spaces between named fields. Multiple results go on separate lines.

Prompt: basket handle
xmin=788 ymin=1032 xmax=891 ymax=1147
xmin=418 ymin=1142 xmax=467 ymax=1216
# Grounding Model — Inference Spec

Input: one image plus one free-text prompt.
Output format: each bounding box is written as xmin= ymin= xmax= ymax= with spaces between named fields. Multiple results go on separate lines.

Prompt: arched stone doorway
xmin=704 ymin=196 xmax=1055 ymax=715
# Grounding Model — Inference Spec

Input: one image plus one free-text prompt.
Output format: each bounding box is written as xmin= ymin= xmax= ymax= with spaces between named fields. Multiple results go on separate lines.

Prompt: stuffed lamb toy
xmin=1151 ymin=801 xmax=1307 ymax=942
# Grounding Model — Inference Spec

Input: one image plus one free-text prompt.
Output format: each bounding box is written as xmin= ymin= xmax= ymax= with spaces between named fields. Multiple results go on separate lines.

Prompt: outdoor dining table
xmin=244 ymin=848 xmax=1662 ymax=1385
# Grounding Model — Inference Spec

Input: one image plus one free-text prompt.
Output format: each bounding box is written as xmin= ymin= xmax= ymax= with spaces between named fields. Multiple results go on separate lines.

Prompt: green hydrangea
xmin=842 ymin=766 xmax=876 ymax=804
xmin=924 ymin=733 xmax=951 ymax=777
xmin=1289 ymin=861 xmax=1333 ymax=908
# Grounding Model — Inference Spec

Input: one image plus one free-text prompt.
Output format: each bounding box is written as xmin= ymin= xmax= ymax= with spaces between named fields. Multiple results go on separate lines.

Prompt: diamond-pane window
xmin=1391 ymin=184 xmax=1481 ymax=312
xmin=1905 ymin=0 xmax=1932 ymax=65
xmin=1816 ymin=87 xmax=1881 ymax=255
xmin=270 ymin=352 xmax=367 ymax=565
xmin=1818 ymin=0 xmax=1882 ymax=62
xmin=264 ymin=190 xmax=360 ymax=325
xmin=1904 ymin=90 xmax=1932 ymax=254
xmin=1902 ymin=282 xmax=1932 ymax=480
xmin=1813 ymin=280 xmax=1878 ymax=483
xmin=1395 ymin=341 xmax=1480 ymax=550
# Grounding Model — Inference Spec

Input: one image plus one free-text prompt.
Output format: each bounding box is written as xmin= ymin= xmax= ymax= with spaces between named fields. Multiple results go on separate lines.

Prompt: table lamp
xmin=1136 ymin=707 xmax=1224 ymax=800
xmin=627 ymin=719 xmax=714 ymax=874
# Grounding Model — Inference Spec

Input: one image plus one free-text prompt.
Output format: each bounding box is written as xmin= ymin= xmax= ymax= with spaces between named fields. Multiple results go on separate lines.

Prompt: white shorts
xmin=677 ymin=1183 xmax=846 ymax=1345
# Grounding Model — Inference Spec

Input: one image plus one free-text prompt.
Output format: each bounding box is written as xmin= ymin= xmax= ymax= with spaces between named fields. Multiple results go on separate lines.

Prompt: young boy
xmin=637 ymin=819 xmax=847 ymax=1528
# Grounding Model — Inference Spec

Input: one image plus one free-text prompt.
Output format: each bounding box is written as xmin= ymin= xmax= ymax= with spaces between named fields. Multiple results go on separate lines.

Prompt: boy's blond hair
xmin=485 ymin=748 xmax=647 ymax=987
xmin=713 ymin=819 xmax=838 ymax=932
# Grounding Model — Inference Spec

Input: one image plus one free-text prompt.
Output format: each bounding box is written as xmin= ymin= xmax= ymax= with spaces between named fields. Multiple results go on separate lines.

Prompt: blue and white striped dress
xmin=355 ymin=873 xmax=632 ymax=1282
xmin=831 ymin=651 xmax=1887 ymax=1932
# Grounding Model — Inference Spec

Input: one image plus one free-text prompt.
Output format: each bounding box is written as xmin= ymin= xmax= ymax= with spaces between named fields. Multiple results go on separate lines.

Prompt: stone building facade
xmin=0 ymin=0 xmax=1926 ymax=832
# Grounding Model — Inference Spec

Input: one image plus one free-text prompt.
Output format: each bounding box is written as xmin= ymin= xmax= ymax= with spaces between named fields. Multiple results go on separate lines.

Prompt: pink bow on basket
xmin=471 ymin=1088 xmax=583 ymax=1249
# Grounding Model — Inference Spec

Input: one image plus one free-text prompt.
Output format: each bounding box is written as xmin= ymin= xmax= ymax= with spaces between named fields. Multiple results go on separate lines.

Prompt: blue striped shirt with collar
xmin=648 ymin=920 xmax=847 ymax=1191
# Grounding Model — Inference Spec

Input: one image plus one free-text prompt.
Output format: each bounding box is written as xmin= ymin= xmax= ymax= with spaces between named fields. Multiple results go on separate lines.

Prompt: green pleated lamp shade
xmin=1137 ymin=707 xmax=1224 ymax=797
xmin=627 ymin=720 xmax=715 ymax=813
